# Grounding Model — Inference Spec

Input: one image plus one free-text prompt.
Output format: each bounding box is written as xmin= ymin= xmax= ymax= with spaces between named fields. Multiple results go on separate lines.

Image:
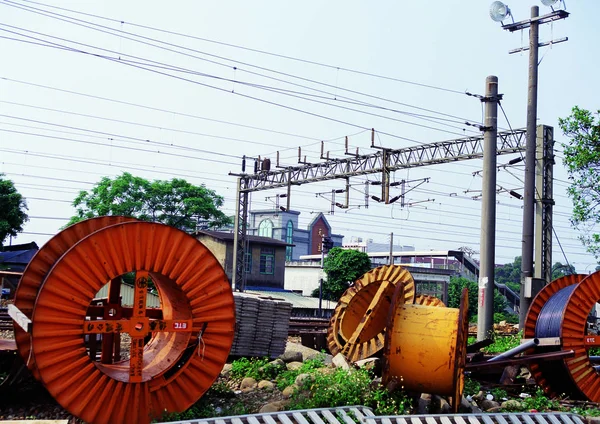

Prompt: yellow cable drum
xmin=383 ymin=285 xmax=468 ymax=413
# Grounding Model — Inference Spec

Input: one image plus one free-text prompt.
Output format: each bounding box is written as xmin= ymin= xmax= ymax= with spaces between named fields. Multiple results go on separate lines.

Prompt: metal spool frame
xmin=15 ymin=219 xmax=235 ymax=424
xmin=327 ymin=265 xmax=415 ymax=362
xmin=383 ymin=286 xmax=468 ymax=413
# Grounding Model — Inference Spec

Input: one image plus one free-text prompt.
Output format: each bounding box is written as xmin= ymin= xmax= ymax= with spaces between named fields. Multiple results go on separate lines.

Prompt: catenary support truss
xmin=231 ymin=128 xmax=540 ymax=291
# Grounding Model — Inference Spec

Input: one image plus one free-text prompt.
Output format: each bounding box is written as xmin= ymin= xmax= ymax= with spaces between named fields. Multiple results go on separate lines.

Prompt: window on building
xmin=286 ymin=220 xmax=293 ymax=261
xmin=260 ymin=247 xmax=275 ymax=274
xmin=258 ymin=219 xmax=274 ymax=238
xmin=244 ymin=252 xmax=252 ymax=274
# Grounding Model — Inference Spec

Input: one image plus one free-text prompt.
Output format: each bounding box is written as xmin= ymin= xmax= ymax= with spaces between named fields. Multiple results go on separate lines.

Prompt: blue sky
xmin=0 ymin=0 xmax=598 ymax=271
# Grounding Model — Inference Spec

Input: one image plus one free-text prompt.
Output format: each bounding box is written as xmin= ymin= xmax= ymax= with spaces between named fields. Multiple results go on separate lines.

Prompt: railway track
xmin=288 ymin=317 xmax=329 ymax=336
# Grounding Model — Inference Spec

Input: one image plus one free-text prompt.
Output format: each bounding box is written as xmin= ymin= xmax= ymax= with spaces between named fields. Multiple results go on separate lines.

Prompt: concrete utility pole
xmin=477 ymin=75 xmax=499 ymax=341
xmin=389 ymin=232 xmax=394 ymax=265
xmin=494 ymin=2 xmax=569 ymax=328
xmin=519 ymin=6 xmax=540 ymax=327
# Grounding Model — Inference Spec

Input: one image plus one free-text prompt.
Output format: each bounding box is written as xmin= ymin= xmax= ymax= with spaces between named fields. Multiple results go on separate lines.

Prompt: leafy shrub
xmin=276 ymin=356 xmax=326 ymax=390
xmin=288 ymin=367 xmax=412 ymax=415
xmin=483 ymin=331 xmax=522 ymax=354
xmin=494 ymin=312 xmax=519 ymax=324
xmin=230 ymin=357 xmax=269 ymax=380
xmin=491 ymin=387 xmax=508 ymax=400
xmin=522 ymin=388 xmax=560 ymax=411
xmin=463 ymin=377 xmax=481 ymax=395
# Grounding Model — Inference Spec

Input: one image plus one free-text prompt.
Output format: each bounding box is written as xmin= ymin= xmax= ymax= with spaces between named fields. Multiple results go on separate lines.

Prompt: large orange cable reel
xmin=24 ymin=220 xmax=235 ymax=424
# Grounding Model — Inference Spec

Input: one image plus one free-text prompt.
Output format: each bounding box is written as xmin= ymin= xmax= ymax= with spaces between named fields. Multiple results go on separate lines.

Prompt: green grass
xmin=468 ymin=331 xmax=523 ymax=354
xmin=289 ymin=367 xmax=413 ymax=415
xmin=230 ymin=357 xmax=270 ymax=380
xmin=276 ymin=356 xmax=326 ymax=390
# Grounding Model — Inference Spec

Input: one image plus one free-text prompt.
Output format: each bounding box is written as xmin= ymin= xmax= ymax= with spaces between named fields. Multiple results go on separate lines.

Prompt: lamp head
xmin=490 ymin=1 xmax=512 ymax=23
xmin=540 ymin=0 xmax=565 ymax=10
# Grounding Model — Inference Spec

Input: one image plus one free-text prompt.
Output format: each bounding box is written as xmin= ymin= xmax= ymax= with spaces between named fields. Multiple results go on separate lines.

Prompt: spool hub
xmin=28 ymin=220 xmax=235 ymax=424
xmin=327 ymin=265 xmax=415 ymax=362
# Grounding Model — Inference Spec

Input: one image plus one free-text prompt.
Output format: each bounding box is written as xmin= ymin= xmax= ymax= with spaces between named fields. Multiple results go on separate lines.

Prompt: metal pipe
xmin=488 ymin=338 xmax=539 ymax=362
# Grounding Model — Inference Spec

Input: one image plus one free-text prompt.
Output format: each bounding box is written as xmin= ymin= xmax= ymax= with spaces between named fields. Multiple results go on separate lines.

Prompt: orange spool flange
xmin=552 ymin=272 xmax=600 ymax=401
xmin=524 ymin=274 xmax=587 ymax=398
xmin=415 ymin=294 xmax=445 ymax=307
xmin=327 ymin=265 xmax=415 ymax=362
xmin=30 ymin=221 xmax=235 ymax=424
xmin=14 ymin=216 xmax=137 ymax=379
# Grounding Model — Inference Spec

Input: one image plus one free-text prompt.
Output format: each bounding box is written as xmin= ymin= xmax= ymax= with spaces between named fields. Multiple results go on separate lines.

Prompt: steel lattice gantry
xmin=230 ymin=127 xmax=552 ymax=292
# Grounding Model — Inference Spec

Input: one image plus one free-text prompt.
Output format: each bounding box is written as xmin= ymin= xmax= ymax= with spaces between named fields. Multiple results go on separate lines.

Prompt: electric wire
xmin=499 ymin=102 xmax=574 ymax=268
xmin=1 ymin=0 xmax=483 ymax=134
xmin=0 ymin=24 xmax=473 ymax=141
xmin=6 ymin=0 xmax=472 ymax=96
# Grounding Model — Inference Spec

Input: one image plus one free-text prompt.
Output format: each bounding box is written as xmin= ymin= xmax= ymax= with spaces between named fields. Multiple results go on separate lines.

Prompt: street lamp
xmin=490 ymin=1 xmax=569 ymax=329
xmin=489 ymin=1 xmax=512 ymax=23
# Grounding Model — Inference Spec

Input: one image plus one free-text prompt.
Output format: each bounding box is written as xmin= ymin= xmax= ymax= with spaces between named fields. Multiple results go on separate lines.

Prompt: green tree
xmin=0 ymin=174 xmax=28 ymax=246
xmin=448 ymin=276 xmax=507 ymax=319
xmin=558 ymin=106 xmax=600 ymax=258
xmin=494 ymin=256 xmax=521 ymax=293
xmin=66 ymin=172 xmax=231 ymax=231
xmin=311 ymin=247 xmax=372 ymax=301
xmin=551 ymin=261 xmax=577 ymax=280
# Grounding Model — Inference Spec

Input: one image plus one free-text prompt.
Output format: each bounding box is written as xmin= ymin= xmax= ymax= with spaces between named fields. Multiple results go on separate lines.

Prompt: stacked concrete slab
xmin=230 ymin=292 xmax=292 ymax=358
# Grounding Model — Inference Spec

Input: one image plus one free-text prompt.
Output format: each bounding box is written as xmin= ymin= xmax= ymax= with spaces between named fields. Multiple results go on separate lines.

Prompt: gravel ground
xmin=0 ymin=336 xmax=321 ymax=422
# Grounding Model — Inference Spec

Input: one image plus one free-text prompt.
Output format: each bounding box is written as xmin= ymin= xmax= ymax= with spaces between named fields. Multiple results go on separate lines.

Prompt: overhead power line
xmin=7 ymin=0 xmax=471 ymax=96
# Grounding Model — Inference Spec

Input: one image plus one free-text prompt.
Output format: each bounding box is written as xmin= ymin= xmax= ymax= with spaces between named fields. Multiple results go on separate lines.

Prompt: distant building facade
xmin=195 ymin=230 xmax=290 ymax=289
xmin=249 ymin=210 xmax=343 ymax=261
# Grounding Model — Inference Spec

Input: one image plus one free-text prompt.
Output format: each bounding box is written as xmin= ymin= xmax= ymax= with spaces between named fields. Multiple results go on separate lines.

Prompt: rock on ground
xmin=240 ymin=377 xmax=258 ymax=392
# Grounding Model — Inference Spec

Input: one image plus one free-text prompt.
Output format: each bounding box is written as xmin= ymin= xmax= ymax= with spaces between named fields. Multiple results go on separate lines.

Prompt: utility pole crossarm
xmin=233 ymin=129 xmax=526 ymax=193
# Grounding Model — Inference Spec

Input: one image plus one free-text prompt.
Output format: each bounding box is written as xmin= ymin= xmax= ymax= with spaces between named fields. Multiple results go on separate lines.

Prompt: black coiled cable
xmin=535 ymin=285 xmax=577 ymax=338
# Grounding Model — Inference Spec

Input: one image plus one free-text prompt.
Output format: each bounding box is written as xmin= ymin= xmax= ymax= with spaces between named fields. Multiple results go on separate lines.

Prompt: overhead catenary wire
xmin=1 ymin=0 xmax=592 ymax=264
xmin=1 ymin=0 xmax=483 ymax=133
xmin=4 ymin=0 xmax=473 ymax=97
xmin=0 ymin=24 xmax=477 ymax=141
xmin=499 ymin=102 xmax=574 ymax=269
xmin=0 ymin=31 xmax=428 ymax=146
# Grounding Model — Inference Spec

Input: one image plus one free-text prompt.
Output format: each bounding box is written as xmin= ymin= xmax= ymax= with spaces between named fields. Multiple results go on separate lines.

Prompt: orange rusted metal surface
xmin=383 ymin=285 xmax=468 ymax=413
xmin=27 ymin=220 xmax=235 ymax=424
xmin=560 ymin=272 xmax=600 ymax=402
xmin=415 ymin=294 xmax=446 ymax=307
xmin=14 ymin=216 xmax=137 ymax=379
xmin=327 ymin=265 xmax=415 ymax=362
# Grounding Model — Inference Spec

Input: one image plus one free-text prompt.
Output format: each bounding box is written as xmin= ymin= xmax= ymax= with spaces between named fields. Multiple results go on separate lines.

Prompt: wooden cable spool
xmin=15 ymin=219 xmax=236 ymax=424
xmin=326 ymin=265 xmax=415 ymax=362
xmin=383 ymin=285 xmax=468 ymax=413
xmin=525 ymin=271 xmax=600 ymax=401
